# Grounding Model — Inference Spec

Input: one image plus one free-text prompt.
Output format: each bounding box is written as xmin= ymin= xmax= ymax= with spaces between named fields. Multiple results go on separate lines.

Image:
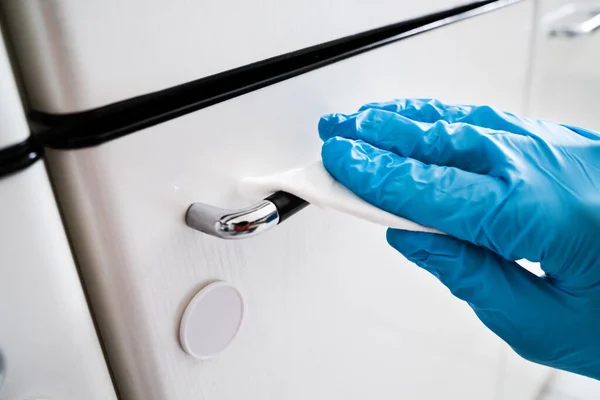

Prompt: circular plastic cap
xmin=179 ymin=281 xmax=244 ymax=360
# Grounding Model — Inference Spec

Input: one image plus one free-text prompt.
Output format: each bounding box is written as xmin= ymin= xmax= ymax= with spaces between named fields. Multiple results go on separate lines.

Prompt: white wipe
xmin=238 ymin=161 xmax=438 ymax=233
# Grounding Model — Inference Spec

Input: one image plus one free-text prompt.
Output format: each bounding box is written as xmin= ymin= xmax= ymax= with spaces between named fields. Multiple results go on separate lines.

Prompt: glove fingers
xmin=358 ymin=98 xmax=474 ymax=122
xmin=386 ymin=229 xmax=544 ymax=308
xmin=321 ymin=137 xmax=511 ymax=254
xmin=355 ymin=99 xmax=596 ymax=145
xmin=318 ymin=108 xmax=511 ymax=176
xmin=357 ymin=98 xmax=535 ymax=137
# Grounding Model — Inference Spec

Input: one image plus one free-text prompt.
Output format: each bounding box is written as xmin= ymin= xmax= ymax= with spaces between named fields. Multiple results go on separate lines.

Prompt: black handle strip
xmin=31 ymin=0 xmax=516 ymax=149
xmin=0 ymin=138 xmax=43 ymax=179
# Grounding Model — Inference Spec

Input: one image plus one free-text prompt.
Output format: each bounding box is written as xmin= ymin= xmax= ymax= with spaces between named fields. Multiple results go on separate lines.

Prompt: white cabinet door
xmin=0 ymin=26 xmax=116 ymax=400
xmin=45 ymin=3 xmax=549 ymax=399
xmin=528 ymin=0 xmax=600 ymax=130
xmin=2 ymin=0 xmax=486 ymax=113
xmin=0 ymin=163 xmax=118 ymax=400
xmin=0 ymin=28 xmax=117 ymax=400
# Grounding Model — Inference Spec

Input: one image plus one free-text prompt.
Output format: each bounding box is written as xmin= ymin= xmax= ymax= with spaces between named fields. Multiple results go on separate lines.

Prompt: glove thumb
xmin=386 ymin=228 xmax=569 ymax=365
xmin=387 ymin=229 xmax=525 ymax=308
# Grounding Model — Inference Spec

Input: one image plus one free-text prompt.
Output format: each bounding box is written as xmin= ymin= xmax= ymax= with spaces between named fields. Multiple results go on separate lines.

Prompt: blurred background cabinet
xmin=528 ymin=0 xmax=600 ymax=130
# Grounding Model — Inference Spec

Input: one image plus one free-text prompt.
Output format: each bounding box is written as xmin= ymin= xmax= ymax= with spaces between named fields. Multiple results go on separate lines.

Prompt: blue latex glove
xmin=318 ymin=98 xmax=600 ymax=379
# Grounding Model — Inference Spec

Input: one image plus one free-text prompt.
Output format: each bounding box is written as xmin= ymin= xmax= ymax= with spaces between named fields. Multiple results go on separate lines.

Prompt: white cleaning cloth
xmin=238 ymin=161 xmax=438 ymax=233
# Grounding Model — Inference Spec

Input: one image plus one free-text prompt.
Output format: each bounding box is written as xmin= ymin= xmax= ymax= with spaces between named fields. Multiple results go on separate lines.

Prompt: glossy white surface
xmin=3 ymin=0 xmax=468 ymax=113
xmin=0 ymin=162 xmax=117 ymax=400
xmin=46 ymin=3 xmax=550 ymax=399
xmin=0 ymin=28 xmax=28 ymax=149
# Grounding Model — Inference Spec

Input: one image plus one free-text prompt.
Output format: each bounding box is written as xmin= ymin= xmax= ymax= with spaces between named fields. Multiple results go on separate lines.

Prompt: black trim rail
xmin=33 ymin=0 xmax=520 ymax=150
xmin=0 ymin=138 xmax=43 ymax=179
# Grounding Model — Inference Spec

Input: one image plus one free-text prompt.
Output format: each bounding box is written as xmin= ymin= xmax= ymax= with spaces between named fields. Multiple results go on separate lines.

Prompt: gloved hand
xmin=318 ymin=98 xmax=600 ymax=380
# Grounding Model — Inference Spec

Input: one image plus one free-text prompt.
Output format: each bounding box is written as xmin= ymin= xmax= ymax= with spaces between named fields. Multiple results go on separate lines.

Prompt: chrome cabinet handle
xmin=549 ymin=3 xmax=600 ymax=37
xmin=186 ymin=191 xmax=309 ymax=239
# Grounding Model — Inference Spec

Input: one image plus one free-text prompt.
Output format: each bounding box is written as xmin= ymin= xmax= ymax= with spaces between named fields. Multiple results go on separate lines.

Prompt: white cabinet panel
xmin=528 ymin=0 xmax=600 ymax=130
xmin=4 ymin=0 xmax=477 ymax=113
xmin=46 ymin=3 xmax=548 ymax=399
xmin=0 ymin=162 xmax=117 ymax=400
xmin=1 ymin=20 xmax=117 ymax=398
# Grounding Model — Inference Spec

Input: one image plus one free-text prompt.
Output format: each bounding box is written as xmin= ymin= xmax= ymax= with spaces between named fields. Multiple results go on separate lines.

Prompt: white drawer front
xmin=0 ymin=163 xmax=117 ymax=400
xmin=4 ymin=0 xmax=476 ymax=113
xmin=46 ymin=3 xmax=549 ymax=399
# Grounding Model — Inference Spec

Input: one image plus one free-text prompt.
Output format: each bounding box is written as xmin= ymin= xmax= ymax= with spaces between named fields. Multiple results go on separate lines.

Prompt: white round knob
xmin=179 ymin=281 xmax=244 ymax=360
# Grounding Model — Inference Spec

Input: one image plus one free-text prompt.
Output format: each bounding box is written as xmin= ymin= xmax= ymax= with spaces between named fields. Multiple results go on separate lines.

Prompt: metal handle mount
xmin=549 ymin=3 xmax=600 ymax=37
xmin=186 ymin=191 xmax=308 ymax=239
